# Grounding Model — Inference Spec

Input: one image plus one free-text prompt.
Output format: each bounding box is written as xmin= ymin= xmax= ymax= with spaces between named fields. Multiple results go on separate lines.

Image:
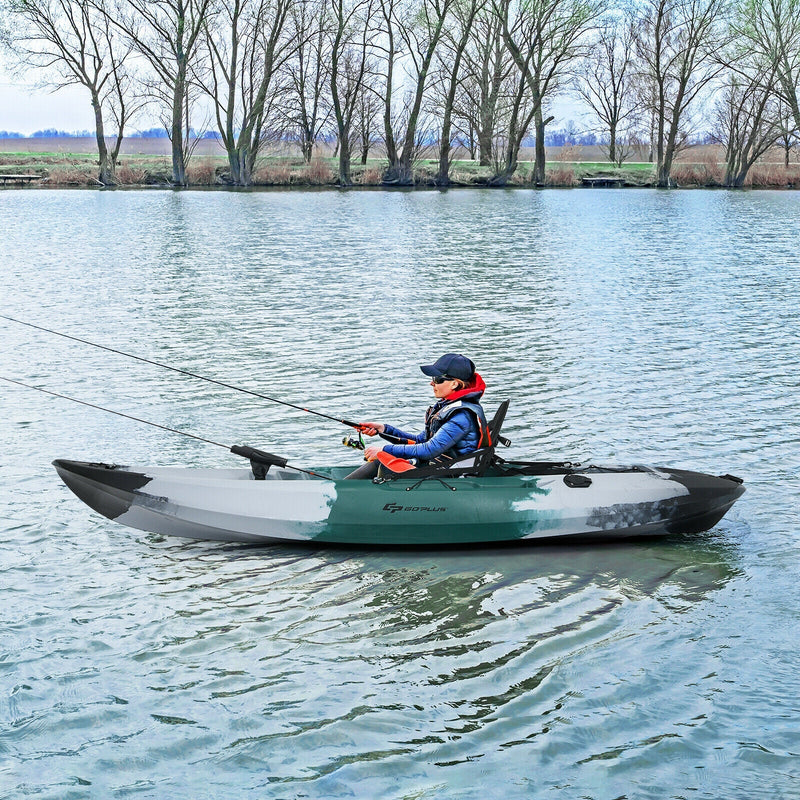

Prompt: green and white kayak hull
xmin=52 ymin=460 xmax=745 ymax=546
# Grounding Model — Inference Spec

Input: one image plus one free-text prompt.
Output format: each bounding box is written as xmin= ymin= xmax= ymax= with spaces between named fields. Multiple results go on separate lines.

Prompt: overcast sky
xmin=0 ymin=65 xmax=96 ymax=134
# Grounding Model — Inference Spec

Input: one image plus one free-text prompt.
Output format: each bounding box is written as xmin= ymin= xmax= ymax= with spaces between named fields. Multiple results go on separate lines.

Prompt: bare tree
xmin=378 ymin=0 xmax=455 ymax=184
xmin=434 ymin=0 xmax=484 ymax=184
xmin=775 ymin=98 xmax=800 ymax=166
xmin=329 ymin=0 xmax=377 ymax=184
xmin=714 ymin=69 xmax=783 ymax=186
xmin=287 ymin=0 xmax=332 ymax=163
xmin=576 ymin=10 xmax=638 ymax=165
xmin=489 ymin=56 xmax=538 ymax=183
xmin=106 ymin=0 xmax=213 ymax=186
xmin=201 ymin=0 xmax=294 ymax=186
xmin=5 ymin=0 xmax=136 ymax=184
xmin=103 ymin=55 xmax=148 ymax=169
xmin=456 ymin=9 xmax=514 ymax=165
xmin=731 ymin=0 xmax=800 ymax=133
xmin=633 ymin=0 xmax=726 ymax=187
xmin=353 ymin=73 xmax=383 ymax=162
xmin=495 ymin=0 xmax=605 ymax=184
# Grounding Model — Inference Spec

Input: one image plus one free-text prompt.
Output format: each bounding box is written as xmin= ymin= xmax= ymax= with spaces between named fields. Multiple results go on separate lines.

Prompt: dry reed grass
xmin=546 ymin=165 xmax=577 ymax=186
xmin=357 ymin=167 xmax=383 ymax=185
xmin=115 ymin=163 xmax=148 ymax=184
xmin=254 ymin=163 xmax=292 ymax=184
xmin=448 ymin=169 xmax=481 ymax=185
xmin=671 ymin=153 xmax=724 ymax=186
xmin=669 ymin=157 xmax=800 ymax=187
xmin=42 ymin=166 xmax=98 ymax=186
xmin=186 ymin=159 xmax=217 ymax=185
xmin=305 ymin=157 xmax=334 ymax=184
xmin=746 ymin=164 xmax=800 ymax=187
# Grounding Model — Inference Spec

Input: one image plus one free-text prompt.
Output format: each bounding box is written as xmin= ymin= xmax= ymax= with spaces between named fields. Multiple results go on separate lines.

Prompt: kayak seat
xmin=444 ymin=399 xmax=510 ymax=477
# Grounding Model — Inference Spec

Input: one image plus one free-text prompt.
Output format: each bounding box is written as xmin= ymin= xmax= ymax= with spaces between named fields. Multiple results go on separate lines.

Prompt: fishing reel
xmin=342 ymin=431 xmax=366 ymax=451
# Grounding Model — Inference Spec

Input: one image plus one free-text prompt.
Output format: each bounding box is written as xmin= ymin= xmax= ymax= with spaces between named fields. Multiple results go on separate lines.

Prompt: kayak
xmin=2 ymin=325 xmax=745 ymax=546
xmin=52 ymin=457 xmax=744 ymax=546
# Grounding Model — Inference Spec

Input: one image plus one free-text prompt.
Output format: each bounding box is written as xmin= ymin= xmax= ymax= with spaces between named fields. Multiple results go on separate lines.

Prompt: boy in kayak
xmin=347 ymin=353 xmax=490 ymax=478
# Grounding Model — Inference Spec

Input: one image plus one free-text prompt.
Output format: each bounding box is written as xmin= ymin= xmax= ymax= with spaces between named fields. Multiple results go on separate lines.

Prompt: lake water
xmin=1 ymin=188 xmax=798 ymax=799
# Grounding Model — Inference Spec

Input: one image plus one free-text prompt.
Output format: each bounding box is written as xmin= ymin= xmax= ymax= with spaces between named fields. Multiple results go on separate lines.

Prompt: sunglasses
xmin=431 ymin=375 xmax=456 ymax=384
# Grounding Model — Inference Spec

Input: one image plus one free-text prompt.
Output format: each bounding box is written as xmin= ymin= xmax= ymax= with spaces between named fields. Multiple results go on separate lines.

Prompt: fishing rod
xmin=0 ymin=376 xmax=331 ymax=480
xmin=0 ymin=314 xmax=389 ymax=437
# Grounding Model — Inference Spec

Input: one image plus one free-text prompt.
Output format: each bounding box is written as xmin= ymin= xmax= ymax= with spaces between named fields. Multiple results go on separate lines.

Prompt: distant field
xmin=2 ymin=137 xmax=797 ymax=163
xmin=0 ymin=137 xmax=227 ymax=156
xmin=0 ymin=137 xmax=635 ymax=162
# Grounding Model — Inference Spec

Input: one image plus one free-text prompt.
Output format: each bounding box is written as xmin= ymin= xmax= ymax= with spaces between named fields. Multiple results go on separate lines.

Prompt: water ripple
xmin=1 ymin=189 xmax=798 ymax=799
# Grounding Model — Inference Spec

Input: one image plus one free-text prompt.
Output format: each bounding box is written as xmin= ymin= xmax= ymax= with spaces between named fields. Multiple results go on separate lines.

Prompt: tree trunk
xmin=395 ymin=23 xmax=446 ymax=183
xmin=437 ymin=65 xmax=459 ymax=184
xmin=435 ymin=2 xmax=476 ymax=186
xmin=724 ymin=169 xmax=746 ymax=188
xmin=437 ymin=120 xmax=453 ymax=185
xmin=228 ymin=151 xmax=243 ymax=185
xmin=724 ymin=151 xmax=749 ymax=187
xmin=171 ymin=62 xmax=188 ymax=186
xmin=490 ymin=137 xmax=521 ymax=186
xmin=656 ymin=159 xmax=674 ymax=187
xmin=478 ymin=128 xmax=493 ymax=166
xmin=656 ymin=99 xmax=679 ymax=187
xmin=329 ymin=0 xmax=353 ymax=187
xmin=533 ymin=110 xmax=553 ymax=185
xmin=382 ymin=19 xmax=398 ymax=169
xmin=225 ymin=61 xmax=277 ymax=187
xmin=91 ymin=90 xmax=115 ymax=185
xmin=338 ymin=137 xmax=352 ymax=185
xmin=384 ymin=2 xmax=450 ymax=185
xmin=489 ymin=72 xmax=533 ymax=185
xmin=301 ymin=134 xmax=313 ymax=163
xmin=608 ymin=121 xmax=617 ymax=165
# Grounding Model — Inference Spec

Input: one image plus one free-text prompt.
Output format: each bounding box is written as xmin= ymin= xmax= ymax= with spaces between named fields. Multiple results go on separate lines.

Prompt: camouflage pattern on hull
xmin=52 ymin=459 xmax=745 ymax=546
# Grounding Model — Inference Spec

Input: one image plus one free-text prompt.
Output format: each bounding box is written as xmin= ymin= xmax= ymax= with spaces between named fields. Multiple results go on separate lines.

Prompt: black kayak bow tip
xmin=52 ymin=459 xmax=150 ymax=521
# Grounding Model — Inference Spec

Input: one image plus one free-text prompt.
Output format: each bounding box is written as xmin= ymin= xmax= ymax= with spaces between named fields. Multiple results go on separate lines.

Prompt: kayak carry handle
xmin=230 ymin=445 xmax=289 ymax=469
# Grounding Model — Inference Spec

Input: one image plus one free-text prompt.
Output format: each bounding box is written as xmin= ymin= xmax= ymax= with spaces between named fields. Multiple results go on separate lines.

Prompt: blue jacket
xmin=380 ymin=375 xmax=488 ymax=462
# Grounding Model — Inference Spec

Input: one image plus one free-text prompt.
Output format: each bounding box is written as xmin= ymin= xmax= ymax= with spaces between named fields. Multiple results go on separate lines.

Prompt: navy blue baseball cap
xmin=420 ymin=353 xmax=476 ymax=383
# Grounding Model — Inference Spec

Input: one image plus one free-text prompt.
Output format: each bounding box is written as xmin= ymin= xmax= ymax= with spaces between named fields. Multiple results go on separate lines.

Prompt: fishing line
xmin=0 ymin=314 xmax=362 ymax=430
xmin=0 ymin=376 xmax=330 ymax=480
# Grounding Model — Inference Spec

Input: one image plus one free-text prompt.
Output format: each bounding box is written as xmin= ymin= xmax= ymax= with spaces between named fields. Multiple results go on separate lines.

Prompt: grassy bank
xmin=2 ymin=148 xmax=799 ymax=188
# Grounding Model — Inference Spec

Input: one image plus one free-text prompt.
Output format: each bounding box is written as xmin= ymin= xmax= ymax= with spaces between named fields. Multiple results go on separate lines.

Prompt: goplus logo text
xmin=382 ymin=503 xmax=447 ymax=514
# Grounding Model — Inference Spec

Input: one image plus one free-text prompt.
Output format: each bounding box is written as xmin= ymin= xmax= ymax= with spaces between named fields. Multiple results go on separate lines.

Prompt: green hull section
xmin=322 ymin=476 xmax=552 ymax=545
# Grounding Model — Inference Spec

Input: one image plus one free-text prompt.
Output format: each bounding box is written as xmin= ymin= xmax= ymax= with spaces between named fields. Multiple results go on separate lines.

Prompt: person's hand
xmin=357 ymin=422 xmax=385 ymax=436
xmin=364 ymin=445 xmax=384 ymax=461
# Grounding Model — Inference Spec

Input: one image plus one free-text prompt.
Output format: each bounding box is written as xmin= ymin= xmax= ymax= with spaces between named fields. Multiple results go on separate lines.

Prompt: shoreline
xmin=3 ymin=176 xmax=800 ymax=190
xmin=1 ymin=141 xmax=799 ymax=189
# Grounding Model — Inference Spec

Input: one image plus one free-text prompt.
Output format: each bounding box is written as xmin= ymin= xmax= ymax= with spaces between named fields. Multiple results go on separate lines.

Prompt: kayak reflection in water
xmin=346 ymin=353 xmax=491 ymax=480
